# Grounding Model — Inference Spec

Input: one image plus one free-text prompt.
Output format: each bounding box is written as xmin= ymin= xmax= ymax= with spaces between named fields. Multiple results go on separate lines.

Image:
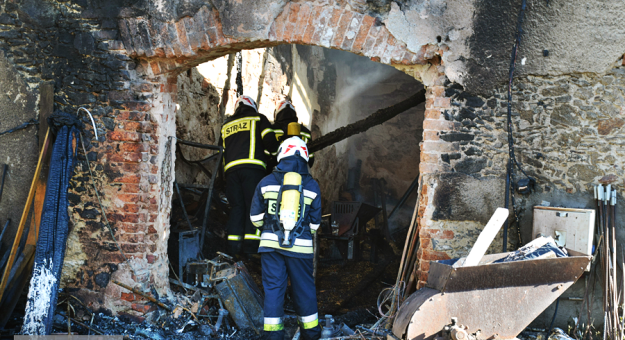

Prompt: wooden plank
xmin=463 ymin=208 xmax=509 ymax=267
xmin=0 ymin=128 xmax=51 ymax=303
xmin=26 ymin=133 xmax=53 ymax=246
xmin=38 ymin=82 xmax=54 ymax=151
xmin=533 ymin=206 xmax=595 ymax=213
xmin=28 ymin=81 xmax=54 ymax=245
xmin=308 ymin=89 xmax=426 ymax=153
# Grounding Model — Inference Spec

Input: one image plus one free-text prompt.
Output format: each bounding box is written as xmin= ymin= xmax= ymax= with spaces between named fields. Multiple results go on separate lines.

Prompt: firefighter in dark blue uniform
xmin=218 ymin=95 xmax=279 ymax=255
xmin=250 ymin=136 xmax=322 ymax=340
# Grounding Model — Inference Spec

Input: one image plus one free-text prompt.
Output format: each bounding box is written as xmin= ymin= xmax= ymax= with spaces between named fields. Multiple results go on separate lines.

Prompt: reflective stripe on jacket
xmin=249 ymin=157 xmax=321 ymax=258
xmin=218 ymin=107 xmax=279 ymax=173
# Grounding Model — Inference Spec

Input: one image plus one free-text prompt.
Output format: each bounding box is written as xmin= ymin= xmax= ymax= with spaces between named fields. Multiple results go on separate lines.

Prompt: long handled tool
xmin=592 ymin=184 xmax=623 ymax=340
xmin=0 ymin=129 xmax=50 ymax=304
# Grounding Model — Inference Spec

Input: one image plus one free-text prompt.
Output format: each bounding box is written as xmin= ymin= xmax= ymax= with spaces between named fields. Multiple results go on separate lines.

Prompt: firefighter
xmin=270 ymin=100 xmax=315 ymax=167
xmin=250 ymin=136 xmax=322 ymax=340
xmin=218 ymin=95 xmax=279 ymax=255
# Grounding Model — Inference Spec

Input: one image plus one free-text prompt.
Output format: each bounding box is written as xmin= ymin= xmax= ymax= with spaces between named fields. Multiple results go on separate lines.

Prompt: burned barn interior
xmin=165 ymin=45 xmax=424 ymax=336
xmin=0 ymin=0 xmax=625 ymax=339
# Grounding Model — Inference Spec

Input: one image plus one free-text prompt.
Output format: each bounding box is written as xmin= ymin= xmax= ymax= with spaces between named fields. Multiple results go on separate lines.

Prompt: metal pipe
xmin=175 ymin=181 xmax=194 ymax=231
xmin=388 ymin=174 xmax=419 ymax=220
xmin=200 ymin=146 xmax=222 ymax=253
xmin=214 ymin=308 xmax=228 ymax=332
xmin=0 ymin=164 xmax=7 ymax=203
xmin=503 ymin=160 xmax=511 ymax=252
xmin=0 ymin=219 xmax=10 ymax=245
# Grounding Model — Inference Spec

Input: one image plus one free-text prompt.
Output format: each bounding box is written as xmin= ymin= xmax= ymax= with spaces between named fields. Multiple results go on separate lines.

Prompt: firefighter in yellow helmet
xmin=269 ymin=100 xmax=315 ymax=168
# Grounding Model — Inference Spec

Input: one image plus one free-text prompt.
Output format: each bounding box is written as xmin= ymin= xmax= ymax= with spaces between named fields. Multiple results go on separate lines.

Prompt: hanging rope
xmin=0 ymin=118 xmax=38 ymax=137
xmin=236 ymin=51 xmax=243 ymax=96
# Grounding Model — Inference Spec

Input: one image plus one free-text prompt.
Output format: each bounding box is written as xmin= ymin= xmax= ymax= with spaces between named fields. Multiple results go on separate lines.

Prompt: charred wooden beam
xmin=308 ymin=89 xmax=426 ymax=153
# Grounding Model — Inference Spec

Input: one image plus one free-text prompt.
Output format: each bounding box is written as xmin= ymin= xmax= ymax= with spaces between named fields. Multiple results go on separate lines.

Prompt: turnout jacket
xmin=270 ymin=106 xmax=315 ymax=167
xmin=218 ymin=106 xmax=279 ymax=174
xmin=250 ymin=156 xmax=321 ymax=258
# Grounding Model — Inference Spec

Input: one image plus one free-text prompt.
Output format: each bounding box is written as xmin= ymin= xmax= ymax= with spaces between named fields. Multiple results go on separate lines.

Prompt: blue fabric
xmin=250 ymin=155 xmax=322 ymax=259
xmin=274 ymin=155 xmax=310 ymax=176
xmin=262 ymin=252 xmax=321 ymax=340
xmin=22 ymin=126 xmax=78 ymax=335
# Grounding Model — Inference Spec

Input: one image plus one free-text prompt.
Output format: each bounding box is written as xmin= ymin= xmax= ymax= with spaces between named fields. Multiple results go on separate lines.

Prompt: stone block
xmin=351 ymin=14 xmax=374 ymax=53
xmin=422 ymin=119 xmax=454 ymax=131
xmin=421 ymin=140 xmax=458 ymax=153
xmin=597 ymin=117 xmax=624 ymax=135
xmin=107 ymin=213 xmax=140 ymax=224
xmin=331 ymin=10 xmax=353 ymax=48
xmin=174 ymin=20 xmax=193 ymax=57
xmin=183 ymin=17 xmax=200 ymax=52
xmin=111 ymin=173 xmax=142 ymax=184
xmin=423 ymin=130 xmax=439 ymax=141
xmin=419 ymin=162 xmax=442 ymax=174
xmin=121 ymin=293 xmax=136 ymax=302
xmin=341 ymin=13 xmax=363 ymax=51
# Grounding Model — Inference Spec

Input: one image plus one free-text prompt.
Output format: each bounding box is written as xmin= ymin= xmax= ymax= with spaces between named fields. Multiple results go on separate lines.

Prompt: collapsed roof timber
xmin=0 ymin=0 xmax=624 ymax=339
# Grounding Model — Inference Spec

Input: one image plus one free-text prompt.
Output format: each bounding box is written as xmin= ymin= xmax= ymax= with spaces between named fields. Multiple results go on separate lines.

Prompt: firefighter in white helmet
xmin=250 ymin=136 xmax=322 ymax=340
xmin=218 ymin=95 xmax=279 ymax=255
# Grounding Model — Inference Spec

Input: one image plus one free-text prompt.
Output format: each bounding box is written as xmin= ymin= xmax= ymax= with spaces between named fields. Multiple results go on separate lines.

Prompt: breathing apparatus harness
xmin=269 ymin=165 xmax=312 ymax=248
xmin=266 ymin=135 xmax=311 ymax=248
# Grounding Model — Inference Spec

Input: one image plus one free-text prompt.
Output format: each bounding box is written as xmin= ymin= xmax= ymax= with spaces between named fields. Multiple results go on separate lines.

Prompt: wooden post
xmin=308 ymin=89 xmax=426 ymax=153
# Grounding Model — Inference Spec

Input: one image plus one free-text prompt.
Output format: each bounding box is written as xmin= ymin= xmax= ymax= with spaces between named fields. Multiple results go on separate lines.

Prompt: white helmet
xmin=277 ymin=136 xmax=309 ymax=162
xmin=234 ymin=95 xmax=257 ymax=111
xmin=275 ymin=100 xmax=295 ymax=115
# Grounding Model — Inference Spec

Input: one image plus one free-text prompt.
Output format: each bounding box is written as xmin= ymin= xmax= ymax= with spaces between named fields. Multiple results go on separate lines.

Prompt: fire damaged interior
xmin=1 ymin=0 xmax=625 ymax=339
xmin=168 ymin=45 xmax=423 ymax=322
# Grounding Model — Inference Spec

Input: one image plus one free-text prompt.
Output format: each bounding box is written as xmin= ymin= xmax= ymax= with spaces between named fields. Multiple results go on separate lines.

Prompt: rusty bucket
xmin=393 ymin=249 xmax=591 ymax=340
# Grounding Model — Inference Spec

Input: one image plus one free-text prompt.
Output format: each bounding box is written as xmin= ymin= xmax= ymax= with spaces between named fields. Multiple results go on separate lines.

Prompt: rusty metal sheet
xmin=426 ymin=261 xmax=453 ymax=291
xmin=393 ymin=287 xmax=440 ymax=338
xmin=442 ymin=255 xmax=590 ymax=292
xmin=394 ymin=254 xmax=591 ymax=340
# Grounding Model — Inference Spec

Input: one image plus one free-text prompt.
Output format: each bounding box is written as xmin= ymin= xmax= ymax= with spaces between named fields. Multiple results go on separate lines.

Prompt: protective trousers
xmin=262 ymin=252 xmax=321 ymax=340
xmin=225 ymin=168 xmax=265 ymax=254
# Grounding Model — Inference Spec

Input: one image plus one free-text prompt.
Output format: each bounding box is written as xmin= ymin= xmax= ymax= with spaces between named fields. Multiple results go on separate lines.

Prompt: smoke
xmin=333 ymin=53 xmax=397 ymax=107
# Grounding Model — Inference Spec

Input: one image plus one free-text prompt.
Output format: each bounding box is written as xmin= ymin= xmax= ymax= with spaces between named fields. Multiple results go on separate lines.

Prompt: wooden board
xmin=0 ymin=129 xmax=50 ymax=303
xmin=532 ymin=206 xmax=595 ymax=256
xmin=463 ymin=208 xmax=509 ymax=267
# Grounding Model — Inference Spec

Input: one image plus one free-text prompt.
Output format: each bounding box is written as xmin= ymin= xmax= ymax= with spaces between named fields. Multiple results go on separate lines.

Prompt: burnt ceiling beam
xmin=308 ymin=88 xmax=426 ymax=153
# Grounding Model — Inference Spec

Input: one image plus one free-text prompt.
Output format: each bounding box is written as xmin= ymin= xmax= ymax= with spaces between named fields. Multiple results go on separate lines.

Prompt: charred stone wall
xmin=0 ymin=50 xmax=39 ymax=264
xmin=412 ymin=62 xmax=625 ymax=330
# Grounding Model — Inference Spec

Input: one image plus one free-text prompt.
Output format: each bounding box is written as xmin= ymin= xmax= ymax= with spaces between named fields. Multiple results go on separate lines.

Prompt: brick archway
xmin=87 ymin=1 xmax=453 ymax=315
xmin=119 ymin=3 xmax=433 ymax=73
